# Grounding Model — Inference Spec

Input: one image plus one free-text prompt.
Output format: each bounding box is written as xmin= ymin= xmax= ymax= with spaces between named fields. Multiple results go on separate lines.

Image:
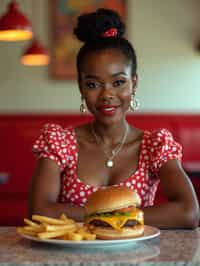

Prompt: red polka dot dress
xmin=33 ymin=123 xmax=182 ymax=208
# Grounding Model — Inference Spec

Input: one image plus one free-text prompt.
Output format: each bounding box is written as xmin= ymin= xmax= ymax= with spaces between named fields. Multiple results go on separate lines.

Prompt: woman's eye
xmin=113 ymin=80 xmax=126 ymax=87
xmin=85 ymin=82 xmax=98 ymax=89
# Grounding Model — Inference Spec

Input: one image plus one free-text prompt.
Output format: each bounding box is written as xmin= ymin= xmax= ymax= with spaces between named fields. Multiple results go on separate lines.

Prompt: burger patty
xmin=89 ymin=219 xmax=139 ymax=227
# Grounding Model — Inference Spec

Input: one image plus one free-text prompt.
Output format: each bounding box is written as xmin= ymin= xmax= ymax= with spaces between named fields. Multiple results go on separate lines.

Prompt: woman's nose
xmin=99 ymin=84 xmax=114 ymax=100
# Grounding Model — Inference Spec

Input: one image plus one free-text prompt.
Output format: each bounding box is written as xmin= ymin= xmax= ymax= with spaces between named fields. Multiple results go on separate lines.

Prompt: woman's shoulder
xmin=142 ymin=128 xmax=182 ymax=172
xmin=35 ymin=123 xmax=76 ymax=147
xmin=142 ymin=127 xmax=182 ymax=158
xmin=38 ymin=123 xmax=75 ymax=140
xmin=33 ymin=123 xmax=76 ymax=171
xmin=41 ymin=123 xmax=74 ymax=134
xmin=144 ymin=128 xmax=176 ymax=145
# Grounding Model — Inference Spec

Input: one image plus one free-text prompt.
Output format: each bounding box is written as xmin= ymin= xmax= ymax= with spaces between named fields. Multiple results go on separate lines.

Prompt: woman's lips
xmin=97 ymin=105 xmax=119 ymax=116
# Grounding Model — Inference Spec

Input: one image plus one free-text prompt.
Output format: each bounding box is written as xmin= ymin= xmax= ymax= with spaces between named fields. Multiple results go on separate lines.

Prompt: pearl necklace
xmin=91 ymin=123 xmax=129 ymax=168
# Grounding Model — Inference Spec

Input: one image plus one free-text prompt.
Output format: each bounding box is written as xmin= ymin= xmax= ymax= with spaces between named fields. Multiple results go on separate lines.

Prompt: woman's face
xmin=79 ymin=48 xmax=137 ymax=124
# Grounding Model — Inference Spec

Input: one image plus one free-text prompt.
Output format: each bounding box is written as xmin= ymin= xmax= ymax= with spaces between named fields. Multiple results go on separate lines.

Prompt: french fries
xmin=32 ymin=215 xmax=68 ymax=225
xmin=17 ymin=214 xmax=96 ymax=241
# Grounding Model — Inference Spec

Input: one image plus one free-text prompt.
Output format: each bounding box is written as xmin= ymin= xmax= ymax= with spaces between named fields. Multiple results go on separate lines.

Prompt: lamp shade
xmin=21 ymin=38 xmax=50 ymax=66
xmin=0 ymin=1 xmax=33 ymax=41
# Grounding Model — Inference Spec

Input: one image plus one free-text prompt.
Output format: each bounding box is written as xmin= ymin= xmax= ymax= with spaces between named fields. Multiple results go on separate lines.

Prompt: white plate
xmin=19 ymin=225 xmax=160 ymax=248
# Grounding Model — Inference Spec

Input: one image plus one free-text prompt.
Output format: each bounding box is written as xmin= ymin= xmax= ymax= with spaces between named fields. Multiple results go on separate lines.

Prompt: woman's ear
xmin=132 ymin=74 xmax=138 ymax=94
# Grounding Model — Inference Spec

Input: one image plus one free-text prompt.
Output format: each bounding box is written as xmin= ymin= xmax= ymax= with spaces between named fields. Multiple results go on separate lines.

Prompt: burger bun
xmin=85 ymin=186 xmax=141 ymax=215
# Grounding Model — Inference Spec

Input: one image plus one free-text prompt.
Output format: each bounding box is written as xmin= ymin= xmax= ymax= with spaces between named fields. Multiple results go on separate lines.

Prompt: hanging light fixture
xmin=20 ymin=0 xmax=50 ymax=66
xmin=21 ymin=38 xmax=50 ymax=66
xmin=0 ymin=0 xmax=33 ymax=41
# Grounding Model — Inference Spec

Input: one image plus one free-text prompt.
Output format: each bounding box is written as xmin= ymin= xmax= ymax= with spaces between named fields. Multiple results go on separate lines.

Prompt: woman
xmin=29 ymin=8 xmax=199 ymax=228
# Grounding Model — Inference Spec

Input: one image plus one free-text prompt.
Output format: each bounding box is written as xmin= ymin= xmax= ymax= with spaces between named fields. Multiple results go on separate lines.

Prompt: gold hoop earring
xmin=130 ymin=93 xmax=140 ymax=111
xmin=80 ymin=97 xmax=86 ymax=114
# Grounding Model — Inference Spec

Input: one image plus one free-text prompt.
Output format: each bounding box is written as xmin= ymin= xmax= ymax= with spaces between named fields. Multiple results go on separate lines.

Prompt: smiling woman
xmin=29 ymin=8 xmax=199 ymax=229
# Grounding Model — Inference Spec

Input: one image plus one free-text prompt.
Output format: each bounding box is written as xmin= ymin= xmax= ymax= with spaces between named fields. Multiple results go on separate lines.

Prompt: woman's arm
xmin=29 ymin=158 xmax=85 ymax=222
xmin=142 ymin=159 xmax=199 ymax=229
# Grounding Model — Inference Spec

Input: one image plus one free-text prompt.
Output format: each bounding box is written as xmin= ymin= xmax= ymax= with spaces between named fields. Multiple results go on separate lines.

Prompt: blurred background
xmin=0 ymin=0 xmax=200 ymax=112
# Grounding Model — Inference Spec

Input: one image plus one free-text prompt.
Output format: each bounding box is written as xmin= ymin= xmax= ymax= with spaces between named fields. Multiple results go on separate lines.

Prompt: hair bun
xmin=74 ymin=8 xmax=125 ymax=43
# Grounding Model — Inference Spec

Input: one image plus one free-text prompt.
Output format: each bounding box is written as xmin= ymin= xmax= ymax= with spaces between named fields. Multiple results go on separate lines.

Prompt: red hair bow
xmin=101 ymin=28 xmax=118 ymax=38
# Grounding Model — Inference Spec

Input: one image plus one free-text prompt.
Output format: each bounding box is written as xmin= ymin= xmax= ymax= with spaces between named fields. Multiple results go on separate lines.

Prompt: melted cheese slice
xmin=86 ymin=210 xmax=144 ymax=231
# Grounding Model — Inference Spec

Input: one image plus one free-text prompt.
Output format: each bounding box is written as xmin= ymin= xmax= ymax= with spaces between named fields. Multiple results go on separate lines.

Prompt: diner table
xmin=0 ymin=226 xmax=200 ymax=266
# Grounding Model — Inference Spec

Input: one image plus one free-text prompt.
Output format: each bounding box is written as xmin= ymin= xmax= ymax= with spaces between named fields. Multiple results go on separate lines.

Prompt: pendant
xmin=106 ymin=159 xmax=114 ymax=168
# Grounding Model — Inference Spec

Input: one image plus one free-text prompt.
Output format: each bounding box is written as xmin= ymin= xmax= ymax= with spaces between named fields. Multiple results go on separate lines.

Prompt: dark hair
xmin=73 ymin=8 xmax=137 ymax=78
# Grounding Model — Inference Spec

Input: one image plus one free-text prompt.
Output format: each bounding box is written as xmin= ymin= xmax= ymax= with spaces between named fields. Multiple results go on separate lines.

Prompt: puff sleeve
xmin=148 ymin=128 xmax=182 ymax=175
xmin=32 ymin=123 xmax=72 ymax=172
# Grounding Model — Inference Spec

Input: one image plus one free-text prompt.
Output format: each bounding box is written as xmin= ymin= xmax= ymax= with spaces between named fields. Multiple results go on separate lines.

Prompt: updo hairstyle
xmin=73 ymin=8 xmax=137 ymax=79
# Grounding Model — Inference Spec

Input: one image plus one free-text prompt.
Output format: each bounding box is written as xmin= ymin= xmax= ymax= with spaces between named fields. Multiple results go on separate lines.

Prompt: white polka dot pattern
xmin=32 ymin=123 xmax=71 ymax=171
xmin=148 ymin=128 xmax=182 ymax=174
xmin=32 ymin=124 xmax=182 ymax=207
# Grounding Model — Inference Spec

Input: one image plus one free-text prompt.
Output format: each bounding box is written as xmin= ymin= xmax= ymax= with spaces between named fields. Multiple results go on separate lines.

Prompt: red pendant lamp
xmin=21 ymin=38 xmax=50 ymax=66
xmin=0 ymin=0 xmax=33 ymax=41
xmin=20 ymin=0 xmax=50 ymax=66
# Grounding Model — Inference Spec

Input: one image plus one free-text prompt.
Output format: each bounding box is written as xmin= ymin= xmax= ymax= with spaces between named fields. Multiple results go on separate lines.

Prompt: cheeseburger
xmin=84 ymin=186 xmax=144 ymax=240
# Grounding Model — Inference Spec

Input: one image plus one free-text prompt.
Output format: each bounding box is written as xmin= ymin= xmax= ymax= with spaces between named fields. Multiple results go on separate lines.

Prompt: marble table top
xmin=0 ymin=227 xmax=200 ymax=266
